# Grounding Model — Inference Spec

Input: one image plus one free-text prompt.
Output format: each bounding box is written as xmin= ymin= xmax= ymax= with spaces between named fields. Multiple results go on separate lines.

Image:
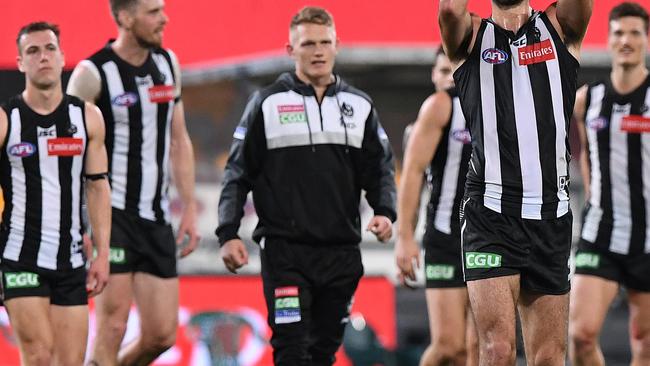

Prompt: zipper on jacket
xmin=310 ymin=85 xmax=325 ymax=131
xmin=301 ymin=94 xmax=316 ymax=152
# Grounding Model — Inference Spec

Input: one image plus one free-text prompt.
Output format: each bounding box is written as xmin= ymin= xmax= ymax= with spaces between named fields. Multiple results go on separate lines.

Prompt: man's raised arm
xmin=438 ymin=0 xmax=473 ymax=62
xmin=556 ymin=0 xmax=593 ymax=45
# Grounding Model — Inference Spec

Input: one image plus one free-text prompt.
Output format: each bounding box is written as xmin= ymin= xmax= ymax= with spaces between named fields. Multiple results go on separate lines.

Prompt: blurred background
xmin=0 ymin=1 xmax=648 ymax=365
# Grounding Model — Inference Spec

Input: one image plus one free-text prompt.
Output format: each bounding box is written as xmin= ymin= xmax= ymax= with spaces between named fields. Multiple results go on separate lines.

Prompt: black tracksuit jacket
xmin=216 ymin=72 xmax=396 ymax=246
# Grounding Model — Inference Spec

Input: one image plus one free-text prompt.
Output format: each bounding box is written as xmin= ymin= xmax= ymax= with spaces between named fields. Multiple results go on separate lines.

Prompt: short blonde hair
xmin=290 ymin=6 xmax=335 ymax=29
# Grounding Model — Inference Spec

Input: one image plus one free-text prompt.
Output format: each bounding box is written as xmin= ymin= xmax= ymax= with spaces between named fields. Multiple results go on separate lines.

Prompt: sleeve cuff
xmin=373 ymin=207 xmax=397 ymax=223
xmin=216 ymin=225 xmax=240 ymax=246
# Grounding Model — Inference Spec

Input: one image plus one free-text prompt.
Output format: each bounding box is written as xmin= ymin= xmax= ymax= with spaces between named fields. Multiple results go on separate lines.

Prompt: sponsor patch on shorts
xmin=274 ymin=286 xmax=301 ymax=324
xmin=426 ymin=264 xmax=455 ymax=280
xmin=109 ymin=247 xmax=126 ymax=264
xmin=465 ymin=252 xmax=502 ymax=269
xmin=4 ymin=272 xmax=40 ymax=289
xmin=575 ymin=252 xmax=600 ymax=269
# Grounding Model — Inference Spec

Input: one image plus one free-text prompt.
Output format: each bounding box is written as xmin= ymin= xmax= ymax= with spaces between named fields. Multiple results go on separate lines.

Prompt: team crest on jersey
xmin=518 ymin=39 xmax=556 ymax=66
xmin=47 ymin=138 xmax=83 ymax=156
xmin=112 ymin=92 xmax=139 ymax=107
xmin=9 ymin=142 xmax=36 ymax=157
xmin=587 ymin=117 xmax=608 ymax=131
xmin=482 ymin=48 xmax=508 ymax=64
xmin=148 ymin=85 xmax=175 ymax=103
xmin=278 ymin=105 xmax=307 ymax=124
xmin=452 ymin=129 xmax=472 ymax=144
xmin=340 ymin=102 xmax=354 ymax=117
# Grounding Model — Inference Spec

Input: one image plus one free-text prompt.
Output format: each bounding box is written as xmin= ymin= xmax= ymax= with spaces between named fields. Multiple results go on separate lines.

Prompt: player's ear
xmin=16 ymin=54 xmax=25 ymax=73
xmin=117 ymin=9 xmax=134 ymax=29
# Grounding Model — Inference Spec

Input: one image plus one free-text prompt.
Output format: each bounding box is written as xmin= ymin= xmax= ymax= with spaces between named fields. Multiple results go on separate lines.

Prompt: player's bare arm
xmin=170 ymin=101 xmax=199 ymax=257
xmin=574 ymin=85 xmax=590 ymax=200
xmin=84 ymin=103 xmax=111 ymax=297
xmin=396 ymin=91 xmax=452 ymax=282
xmin=0 ymin=108 xmax=8 ymax=150
xmin=167 ymin=52 xmax=200 ymax=257
xmin=547 ymin=0 xmax=593 ymax=58
xmin=66 ymin=61 xmax=102 ymax=103
xmin=438 ymin=0 xmax=478 ymax=63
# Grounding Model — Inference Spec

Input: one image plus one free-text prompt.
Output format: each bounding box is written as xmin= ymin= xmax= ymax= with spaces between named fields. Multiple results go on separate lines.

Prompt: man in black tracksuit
xmin=216 ymin=6 xmax=396 ymax=366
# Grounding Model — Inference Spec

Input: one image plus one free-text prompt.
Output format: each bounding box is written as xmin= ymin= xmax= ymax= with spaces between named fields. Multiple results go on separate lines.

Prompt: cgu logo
xmin=426 ymin=265 xmax=454 ymax=280
xmin=452 ymin=129 xmax=472 ymax=144
xmin=9 ymin=142 xmax=36 ymax=157
xmin=5 ymin=272 xmax=40 ymax=288
xmin=275 ymin=297 xmax=300 ymax=309
xmin=109 ymin=247 xmax=126 ymax=264
xmin=465 ymin=252 xmax=502 ymax=269
xmin=575 ymin=253 xmax=599 ymax=269
xmin=482 ymin=48 xmax=509 ymax=64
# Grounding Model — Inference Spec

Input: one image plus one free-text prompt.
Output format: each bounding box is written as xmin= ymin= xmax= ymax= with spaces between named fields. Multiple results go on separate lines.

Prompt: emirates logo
xmin=518 ymin=39 xmax=556 ymax=66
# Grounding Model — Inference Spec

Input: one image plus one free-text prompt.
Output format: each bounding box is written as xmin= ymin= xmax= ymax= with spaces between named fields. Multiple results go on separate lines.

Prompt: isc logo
xmin=9 ymin=142 xmax=36 ymax=157
xmin=482 ymin=48 xmax=509 ymax=64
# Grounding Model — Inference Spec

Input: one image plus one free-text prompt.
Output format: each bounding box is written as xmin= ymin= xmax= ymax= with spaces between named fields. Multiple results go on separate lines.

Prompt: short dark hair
xmin=110 ymin=0 xmax=139 ymax=25
xmin=290 ymin=6 xmax=334 ymax=30
xmin=432 ymin=47 xmax=446 ymax=69
xmin=610 ymin=2 xmax=649 ymax=34
xmin=16 ymin=22 xmax=60 ymax=53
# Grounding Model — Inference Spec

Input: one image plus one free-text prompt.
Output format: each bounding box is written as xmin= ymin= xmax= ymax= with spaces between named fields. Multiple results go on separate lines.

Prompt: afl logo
xmin=452 ymin=129 xmax=472 ymax=144
xmin=112 ymin=92 xmax=139 ymax=107
xmin=587 ymin=117 xmax=608 ymax=131
xmin=9 ymin=142 xmax=36 ymax=157
xmin=482 ymin=48 xmax=509 ymax=64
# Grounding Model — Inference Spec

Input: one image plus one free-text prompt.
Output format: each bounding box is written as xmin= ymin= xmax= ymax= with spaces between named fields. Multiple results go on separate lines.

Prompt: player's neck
xmin=491 ymin=3 xmax=532 ymax=32
xmin=611 ymin=64 xmax=649 ymax=95
xmin=112 ymin=34 xmax=150 ymax=67
xmin=295 ymin=70 xmax=334 ymax=102
xmin=21 ymin=83 xmax=63 ymax=115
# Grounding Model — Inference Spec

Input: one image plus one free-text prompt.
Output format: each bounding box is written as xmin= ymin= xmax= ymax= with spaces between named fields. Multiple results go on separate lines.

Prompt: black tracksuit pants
xmin=260 ymin=238 xmax=364 ymax=366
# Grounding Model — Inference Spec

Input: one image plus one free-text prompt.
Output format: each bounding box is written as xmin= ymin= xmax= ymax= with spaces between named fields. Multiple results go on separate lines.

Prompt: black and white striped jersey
xmin=83 ymin=41 xmax=178 ymax=223
xmin=454 ymin=11 xmax=579 ymax=220
xmin=0 ymin=95 xmax=88 ymax=270
xmin=580 ymin=76 xmax=650 ymax=255
xmin=426 ymin=89 xmax=472 ymax=235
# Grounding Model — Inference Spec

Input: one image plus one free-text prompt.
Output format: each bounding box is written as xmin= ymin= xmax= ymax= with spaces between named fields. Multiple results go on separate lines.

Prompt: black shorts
xmin=574 ymin=240 xmax=650 ymax=292
xmin=461 ymin=198 xmax=572 ymax=295
xmin=110 ymin=208 xmax=177 ymax=278
xmin=0 ymin=259 xmax=87 ymax=305
xmin=423 ymin=228 xmax=465 ymax=288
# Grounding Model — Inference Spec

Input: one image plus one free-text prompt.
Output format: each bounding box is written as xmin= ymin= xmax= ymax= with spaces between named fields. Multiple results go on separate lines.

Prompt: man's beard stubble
xmin=493 ymin=0 xmax=525 ymax=8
